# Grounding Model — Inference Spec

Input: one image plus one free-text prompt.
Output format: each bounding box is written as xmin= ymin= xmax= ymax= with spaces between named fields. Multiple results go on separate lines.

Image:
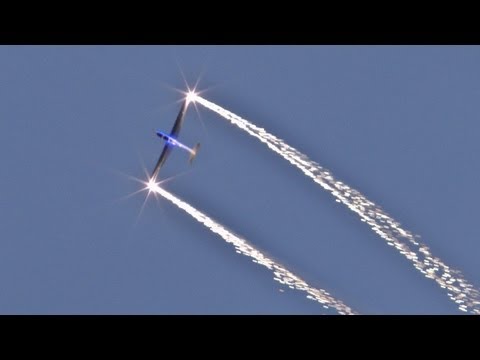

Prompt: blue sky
xmin=1 ymin=46 xmax=479 ymax=314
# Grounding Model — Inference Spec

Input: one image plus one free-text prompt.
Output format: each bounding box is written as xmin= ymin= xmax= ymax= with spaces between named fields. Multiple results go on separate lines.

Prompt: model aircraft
xmin=150 ymin=99 xmax=200 ymax=180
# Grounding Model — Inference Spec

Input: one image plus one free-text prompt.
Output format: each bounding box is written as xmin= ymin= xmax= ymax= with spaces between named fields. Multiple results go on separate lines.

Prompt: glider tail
xmin=189 ymin=143 xmax=201 ymax=164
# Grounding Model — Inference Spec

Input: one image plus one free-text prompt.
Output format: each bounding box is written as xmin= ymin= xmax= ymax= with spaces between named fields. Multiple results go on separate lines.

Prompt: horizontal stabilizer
xmin=189 ymin=143 xmax=201 ymax=164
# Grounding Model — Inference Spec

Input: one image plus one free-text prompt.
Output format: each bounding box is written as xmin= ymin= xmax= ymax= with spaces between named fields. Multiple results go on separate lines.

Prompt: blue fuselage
xmin=156 ymin=130 xmax=193 ymax=154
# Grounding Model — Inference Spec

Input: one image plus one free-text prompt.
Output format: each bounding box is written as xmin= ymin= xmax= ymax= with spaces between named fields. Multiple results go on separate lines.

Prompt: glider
xmin=150 ymin=100 xmax=200 ymax=180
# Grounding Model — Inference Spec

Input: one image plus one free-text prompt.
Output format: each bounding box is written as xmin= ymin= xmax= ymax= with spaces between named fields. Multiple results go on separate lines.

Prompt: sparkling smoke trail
xmin=194 ymin=95 xmax=480 ymax=314
xmin=149 ymin=182 xmax=357 ymax=315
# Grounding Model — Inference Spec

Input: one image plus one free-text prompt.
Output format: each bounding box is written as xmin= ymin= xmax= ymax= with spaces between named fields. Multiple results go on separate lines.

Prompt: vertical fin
xmin=188 ymin=143 xmax=201 ymax=164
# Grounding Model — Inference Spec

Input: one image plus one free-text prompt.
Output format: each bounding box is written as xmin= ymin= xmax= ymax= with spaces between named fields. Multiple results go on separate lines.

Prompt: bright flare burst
xmin=147 ymin=178 xmax=158 ymax=192
xmin=194 ymin=95 xmax=480 ymax=314
xmin=148 ymin=181 xmax=357 ymax=315
xmin=186 ymin=90 xmax=198 ymax=104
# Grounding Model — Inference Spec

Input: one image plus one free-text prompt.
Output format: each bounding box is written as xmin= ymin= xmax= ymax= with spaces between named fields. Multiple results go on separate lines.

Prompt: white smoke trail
xmin=195 ymin=95 xmax=480 ymax=314
xmin=149 ymin=182 xmax=357 ymax=315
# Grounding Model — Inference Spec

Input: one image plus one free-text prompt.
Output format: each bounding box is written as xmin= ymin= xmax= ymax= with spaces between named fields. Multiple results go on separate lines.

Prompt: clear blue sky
xmin=1 ymin=46 xmax=479 ymax=314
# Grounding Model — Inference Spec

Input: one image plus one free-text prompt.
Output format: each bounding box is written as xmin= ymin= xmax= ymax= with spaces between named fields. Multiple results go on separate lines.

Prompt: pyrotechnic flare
xmin=147 ymin=180 xmax=357 ymax=315
xmin=193 ymin=95 xmax=480 ymax=314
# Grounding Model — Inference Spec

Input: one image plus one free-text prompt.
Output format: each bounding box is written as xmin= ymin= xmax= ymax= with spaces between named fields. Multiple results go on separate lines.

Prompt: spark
xmin=119 ymin=168 xmax=192 ymax=226
xmin=194 ymin=95 xmax=480 ymax=314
